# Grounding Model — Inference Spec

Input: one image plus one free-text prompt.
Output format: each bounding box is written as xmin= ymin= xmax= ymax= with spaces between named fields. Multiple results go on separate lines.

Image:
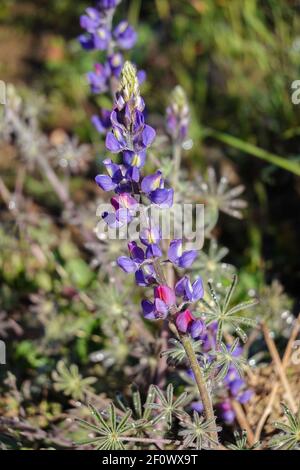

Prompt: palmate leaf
xmin=179 ymin=411 xmax=221 ymax=450
xmin=149 ymin=384 xmax=190 ymax=429
xmin=115 ymin=385 xmax=156 ymax=430
xmin=160 ymin=338 xmax=202 ymax=365
xmin=199 ymin=275 xmax=258 ymax=345
xmin=227 ymin=430 xmax=260 ymax=450
xmin=213 ymin=339 xmax=246 ymax=382
xmin=77 ymin=403 xmax=133 ymax=450
xmin=52 ymin=360 xmax=96 ymax=401
xmin=269 ymin=403 xmax=300 ymax=450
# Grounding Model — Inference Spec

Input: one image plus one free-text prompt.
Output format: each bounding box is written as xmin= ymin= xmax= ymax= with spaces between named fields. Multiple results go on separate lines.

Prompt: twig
xmin=121 ymin=436 xmax=179 ymax=446
xmin=254 ymin=314 xmax=300 ymax=441
xmin=261 ymin=321 xmax=297 ymax=412
xmin=231 ymin=400 xmax=255 ymax=445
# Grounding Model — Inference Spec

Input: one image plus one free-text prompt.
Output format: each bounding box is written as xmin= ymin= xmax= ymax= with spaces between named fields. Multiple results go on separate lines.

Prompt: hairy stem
xmin=152 ymin=258 xmax=218 ymax=444
xmin=177 ymin=328 xmax=218 ymax=444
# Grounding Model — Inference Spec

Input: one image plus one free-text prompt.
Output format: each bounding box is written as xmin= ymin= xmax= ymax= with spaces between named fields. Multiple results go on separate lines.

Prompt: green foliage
xmin=149 ymin=384 xmax=190 ymax=428
xmin=269 ymin=404 xmax=300 ymax=450
xmin=227 ymin=430 xmax=260 ymax=450
xmin=213 ymin=339 xmax=246 ymax=382
xmin=199 ymin=275 xmax=258 ymax=344
xmin=178 ymin=411 xmax=220 ymax=450
xmin=78 ymin=404 xmax=132 ymax=450
xmin=52 ymin=361 xmax=97 ymax=401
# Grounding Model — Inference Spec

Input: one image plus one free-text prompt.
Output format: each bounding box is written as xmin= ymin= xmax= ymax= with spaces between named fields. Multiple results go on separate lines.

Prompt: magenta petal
xmin=155 ymin=285 xmax=176 ymax=306
xmin=176 ymin=309 xmax=194 ymax=333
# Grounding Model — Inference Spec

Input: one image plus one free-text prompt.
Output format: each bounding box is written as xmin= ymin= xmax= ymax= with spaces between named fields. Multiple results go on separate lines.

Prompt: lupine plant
xmin=82 ymin=48 xmax=259 ymax=446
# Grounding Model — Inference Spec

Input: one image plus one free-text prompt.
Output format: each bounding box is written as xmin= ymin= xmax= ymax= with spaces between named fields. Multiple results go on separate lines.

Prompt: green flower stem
xmin=174 ymin=324 xmax=218 ymax=445
xmin=153 ymin=260 xmax=218 ymax=445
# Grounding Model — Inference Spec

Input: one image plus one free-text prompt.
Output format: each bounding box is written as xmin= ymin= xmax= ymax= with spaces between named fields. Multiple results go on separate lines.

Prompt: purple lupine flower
xmin=117 ymin=241 xmax=145 ymax=273
xmin=219 ymin=400 xmax=235 ymax=424
xmin=87 ymin=63 xmax=110 ymax=94
xmin=105 ymin=63 xmax=156 ymax=153
xmin=113 ymin=21 xmax=137 ymax=49
xmin=79 ymin=1 xmax=139 ymax=140
xmin=95 ymin=158 xmax=123 ymax=191
xmin=80 ymin=7 xmax=101 ymax=33
xmin=140 ymin=224 xmax=161 ymax=249
xmin=191 ymin=401 xmax=204 ymax=414
xmin=108 ymin=52 xmax=124 ymax=77
xmin=166 ymin=85 xmax=190 ymax=143
xmin=106 ymin=108 xmax=155 ymax=153
xmin=123 ymin=150 xmax=146 ymax=182
xmin=78 ymin=34 xmax=95 ymax=50
xmin=141 ymin=171 xmax=174 ymax=208
xmin=155 ymin=285 xmax=176 ymax=306
xmin=224 ymin=364 xmax=253 ymax=405
xmin=94 ymin=26 xmax=111 ymax=50
xmin=123 ymin=150 xmax=146 ymax=169
xmin=168 ymin=239 xmax=198 ymax=268
xmin=102 ymin=192 xmax=138 ymax=227
xmin=175 ymin=309 xmax=205 ymax=339
xmin=91 ymin=109 xmax=111 ymax=134
xmin=142 ymin=285 xmax=176 ymax=320
xmin=175 ymin=275 xmax=204 ymax=302
xmin=135 ymin=263 xmax=156 ymax=287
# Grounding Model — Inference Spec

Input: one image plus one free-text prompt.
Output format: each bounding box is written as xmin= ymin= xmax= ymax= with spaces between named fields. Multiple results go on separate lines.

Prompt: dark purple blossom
xmin=78 ymin=34 xmax=95 ymax=50
xmin=117 ymin=241 xmax=145 ymax=273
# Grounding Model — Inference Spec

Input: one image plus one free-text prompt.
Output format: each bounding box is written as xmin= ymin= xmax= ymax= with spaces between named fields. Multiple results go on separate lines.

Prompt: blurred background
xmin=0 ymin=0 xmax=300 ymax=449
